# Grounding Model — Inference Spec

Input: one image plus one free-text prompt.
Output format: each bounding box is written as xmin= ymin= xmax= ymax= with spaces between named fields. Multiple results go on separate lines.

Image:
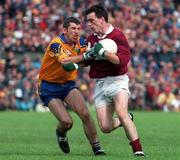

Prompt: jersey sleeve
xmin=47 ymin=38 xmax=69 ymax=62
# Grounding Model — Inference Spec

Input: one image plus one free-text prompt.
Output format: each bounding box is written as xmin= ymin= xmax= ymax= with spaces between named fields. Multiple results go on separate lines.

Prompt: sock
xmin=129 ymin=138 xmax=143 ymax=153
xmin=56 ymin=128 xmax=66 ymax=137
xmin=91 ymin=141 xmax=101 ymax=153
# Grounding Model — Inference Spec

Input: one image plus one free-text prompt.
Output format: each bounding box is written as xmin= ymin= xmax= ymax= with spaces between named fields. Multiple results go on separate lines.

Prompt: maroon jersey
xmin=87 ymin=27 xmax=131 ymax=78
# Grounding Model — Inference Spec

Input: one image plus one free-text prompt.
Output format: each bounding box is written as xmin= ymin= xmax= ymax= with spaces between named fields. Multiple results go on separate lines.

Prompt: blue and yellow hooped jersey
xmin=39 ymin=34 xmax=87 ymax=84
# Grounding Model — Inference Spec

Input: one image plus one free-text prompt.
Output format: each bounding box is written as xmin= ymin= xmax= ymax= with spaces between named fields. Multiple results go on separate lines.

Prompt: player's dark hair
xmin=85 ymin=4 xmax=108 ymax=22
xmin=63 ymin=17 xmax=81 ymax=28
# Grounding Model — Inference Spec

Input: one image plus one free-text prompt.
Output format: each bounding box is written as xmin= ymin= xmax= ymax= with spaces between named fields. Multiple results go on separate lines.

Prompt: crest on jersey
xmin=49 ymin=43 xmax=62 ymax=57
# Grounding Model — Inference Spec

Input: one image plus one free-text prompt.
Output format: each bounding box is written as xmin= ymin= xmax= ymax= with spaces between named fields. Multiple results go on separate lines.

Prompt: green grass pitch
xmin=0 ymin=109 xmax=179 ymax=160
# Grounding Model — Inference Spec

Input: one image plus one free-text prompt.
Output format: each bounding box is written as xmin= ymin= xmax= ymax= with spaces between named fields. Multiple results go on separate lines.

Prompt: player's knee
xmin=118 ymin=114 xmax=130 ymax=126
xmin=79 ymin=110 xmax=91 ymax=121
xmin=100 ymin=124 xmax=112 ymax=133
xmin=61 ymin=119 xmax=73 ymax=130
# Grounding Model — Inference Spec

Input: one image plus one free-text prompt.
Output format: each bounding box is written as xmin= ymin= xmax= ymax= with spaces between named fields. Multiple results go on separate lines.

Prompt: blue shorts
xmin=39 ymin=80 xmax=77 ymax=106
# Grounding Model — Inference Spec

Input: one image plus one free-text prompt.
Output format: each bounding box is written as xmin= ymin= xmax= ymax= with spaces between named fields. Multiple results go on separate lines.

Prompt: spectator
xmin=170 ymin=89 xmax=180 ymax=112
xmin=157 ymin=85 xmax=176 ymax=111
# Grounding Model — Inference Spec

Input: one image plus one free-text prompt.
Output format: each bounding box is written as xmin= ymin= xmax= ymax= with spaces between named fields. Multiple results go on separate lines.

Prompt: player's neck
xmin=68 ymin=42 xmax=76 ymax=49
xmin=98 ymin=23 xmax=111 ymax=39
xmin=63 ymin=35 xmax=76 ymax=47
xmin=102 ymin=23 xmax=110 ymax=35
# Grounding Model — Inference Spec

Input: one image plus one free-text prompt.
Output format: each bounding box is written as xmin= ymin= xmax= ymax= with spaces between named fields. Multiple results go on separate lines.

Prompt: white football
xmin=99 ymin=38 xmax=117 ymax=54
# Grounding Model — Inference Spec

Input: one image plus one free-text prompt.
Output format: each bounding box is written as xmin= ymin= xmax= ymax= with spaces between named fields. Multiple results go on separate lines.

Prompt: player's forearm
xmin=104 ymin=52 xmax=120 ymax=64
xmin=61 ymin=55 xmax=84 ymax=64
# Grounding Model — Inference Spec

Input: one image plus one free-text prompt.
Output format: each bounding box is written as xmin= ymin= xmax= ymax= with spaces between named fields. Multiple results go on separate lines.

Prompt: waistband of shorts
xmin=41 ymin=80 xmax=75 ymax=86
xmin=95 ymin=74 xmax=128 ymax=82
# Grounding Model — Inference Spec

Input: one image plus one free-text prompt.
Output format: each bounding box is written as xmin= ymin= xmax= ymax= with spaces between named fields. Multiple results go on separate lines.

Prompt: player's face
xmin=86 ymin=12 xmax=103 ymax=34
xmin=65 ymin=22 xmax=81 ymax=43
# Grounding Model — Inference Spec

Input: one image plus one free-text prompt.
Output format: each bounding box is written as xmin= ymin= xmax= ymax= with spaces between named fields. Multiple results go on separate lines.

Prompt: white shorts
xmin=94 ymin=74 xmax=130 ymax=108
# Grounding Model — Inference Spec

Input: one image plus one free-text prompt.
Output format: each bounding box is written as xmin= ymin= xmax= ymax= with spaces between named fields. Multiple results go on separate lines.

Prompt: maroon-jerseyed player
xmin=61 ymin=4 xmax=145 ymax=157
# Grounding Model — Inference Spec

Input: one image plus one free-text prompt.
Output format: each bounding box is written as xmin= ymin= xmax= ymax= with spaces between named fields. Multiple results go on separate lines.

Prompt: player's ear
xmin=100 ymin=16 xmax=105 ymax=23
xmin=63 ymin=28 xmax=68 ymax=34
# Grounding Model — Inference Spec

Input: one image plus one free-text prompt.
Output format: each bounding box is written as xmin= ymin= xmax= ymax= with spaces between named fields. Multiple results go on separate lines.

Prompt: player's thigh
xmin=48 ymin=98 xmax=72 ymax=123
xmin=96 ymin=105 xmax=114 ymax=127
xmin=113 ymin=91 xmax=129 ymax=117
xmin=64 ymin=88 xmax=89 ymax=115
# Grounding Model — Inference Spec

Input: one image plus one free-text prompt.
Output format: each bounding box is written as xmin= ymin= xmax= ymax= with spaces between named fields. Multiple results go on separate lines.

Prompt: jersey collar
xmin=59 ymin=34 xmax=68 ymax=43
xmin=94 ymin=24 xmax=114 ymax=39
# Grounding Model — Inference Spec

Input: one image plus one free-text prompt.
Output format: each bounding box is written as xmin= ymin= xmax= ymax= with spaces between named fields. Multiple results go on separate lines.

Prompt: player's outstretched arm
xmin=61 ymin=55 xmax=84 ymax=64
xmin=61 ymin=47 xmax=95 ymax=64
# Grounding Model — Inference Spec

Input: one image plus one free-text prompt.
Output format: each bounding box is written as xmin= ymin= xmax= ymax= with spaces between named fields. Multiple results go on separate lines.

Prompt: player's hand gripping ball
xmin=94 ymin=38 xmax=118 ymax=59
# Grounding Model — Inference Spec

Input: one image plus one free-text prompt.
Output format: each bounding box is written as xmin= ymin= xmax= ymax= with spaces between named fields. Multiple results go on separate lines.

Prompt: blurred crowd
xmin=0 ymin=0 xmax=179 ymax=112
